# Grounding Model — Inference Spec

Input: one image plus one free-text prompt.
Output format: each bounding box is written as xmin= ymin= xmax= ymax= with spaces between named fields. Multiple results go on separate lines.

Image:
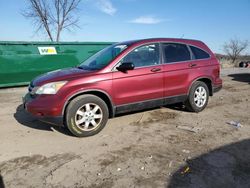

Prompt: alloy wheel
xmin=194 ymin=86 xmax=207 ymax=108
xmin=74 ymin=103 xmax=103 ymax=131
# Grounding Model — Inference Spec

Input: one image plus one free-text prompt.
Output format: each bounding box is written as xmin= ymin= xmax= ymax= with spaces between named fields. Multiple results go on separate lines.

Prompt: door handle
xmin=189 ymin=63 xmax=197 ymax=67
xmin=151 ymin=68 xmax=161 ymax=72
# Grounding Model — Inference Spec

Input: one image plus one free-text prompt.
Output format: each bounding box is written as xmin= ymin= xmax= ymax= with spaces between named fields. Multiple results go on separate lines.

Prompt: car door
xmin=112 ymin=43 xmax=164 ymax=111
xmin=162 ymin=43 xmax=193 ymax=99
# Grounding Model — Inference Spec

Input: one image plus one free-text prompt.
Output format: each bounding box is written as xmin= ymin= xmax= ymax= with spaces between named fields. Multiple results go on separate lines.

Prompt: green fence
xmin=0 ymin=41 xmax=113 ymax=88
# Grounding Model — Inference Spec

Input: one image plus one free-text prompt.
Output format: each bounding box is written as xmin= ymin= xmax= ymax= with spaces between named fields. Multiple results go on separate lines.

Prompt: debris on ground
xmin=177 ymin=125 xmax=202 ymax=133
xmin=117 ymin=168 xmax=121 ymax=172
xmin=50 ymin=127 xmax=59 ymax=133
xmin=227 ymin=121 xmax=243 ymax=128
xmin=182 ymin=149 xmax=190 ymax=154
xmin=239 ymin=61 xmax=250 ymax=68
xmin=137 ymin=113 xmax=145 ymax=123
xmin=180 ymin=166 xmax=190 ymax=175
xmin=100 ymin=134 xmax=109 ymax=138
xmin=148 ymin=155 xmax=153 ymax=159
xmin=169 ymin=161 xmax=173 ymax=168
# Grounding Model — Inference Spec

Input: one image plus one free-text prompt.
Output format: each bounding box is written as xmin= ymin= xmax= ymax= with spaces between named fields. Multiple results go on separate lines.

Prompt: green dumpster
xmin=0 ymin=41 xmax=113 ymax=88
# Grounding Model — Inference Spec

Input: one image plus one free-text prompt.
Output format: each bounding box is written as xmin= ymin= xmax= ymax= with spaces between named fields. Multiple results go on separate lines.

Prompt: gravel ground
xmin=0 ymin=68 xmax=250 ymax=188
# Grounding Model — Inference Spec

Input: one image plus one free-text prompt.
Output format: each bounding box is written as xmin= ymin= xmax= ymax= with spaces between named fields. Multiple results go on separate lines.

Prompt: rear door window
xmin=190 ymin=46 xmax=210 ymax=59
xmin=163 ymin=43 xmax=191 ymax=63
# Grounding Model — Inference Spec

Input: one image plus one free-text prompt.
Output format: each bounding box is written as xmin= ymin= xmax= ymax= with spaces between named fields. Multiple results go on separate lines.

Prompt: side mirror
xmin=116 ymin=62 xmax=135 ymax=72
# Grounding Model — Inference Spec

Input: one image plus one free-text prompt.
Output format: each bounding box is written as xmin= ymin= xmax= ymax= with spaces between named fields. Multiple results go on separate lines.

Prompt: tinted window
xmin=163 ymin=43 xmax=191 ymax=63
xmin=190 ymin=46 xmax=210 ymax=59
xmin=121 ymin=44 xmax=160 ymax=68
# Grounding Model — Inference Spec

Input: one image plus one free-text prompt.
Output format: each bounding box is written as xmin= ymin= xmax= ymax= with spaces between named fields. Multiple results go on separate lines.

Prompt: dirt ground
xmin=0 ymin=68 xmax=250 ymax=188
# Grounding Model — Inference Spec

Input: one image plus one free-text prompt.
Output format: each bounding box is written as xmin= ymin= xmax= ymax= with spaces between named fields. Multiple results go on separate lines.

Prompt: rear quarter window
xmin=190 ymin=46 xmax=210 ymax=60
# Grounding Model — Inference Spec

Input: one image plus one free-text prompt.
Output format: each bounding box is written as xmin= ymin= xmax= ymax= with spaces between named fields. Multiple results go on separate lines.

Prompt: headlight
xmin=35 ymin=81 xmax=67 ymax=95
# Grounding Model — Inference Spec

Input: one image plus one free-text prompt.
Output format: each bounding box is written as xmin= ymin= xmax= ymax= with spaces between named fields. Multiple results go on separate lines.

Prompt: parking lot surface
xmin=0 ymin=68 xmax=250 ymax=188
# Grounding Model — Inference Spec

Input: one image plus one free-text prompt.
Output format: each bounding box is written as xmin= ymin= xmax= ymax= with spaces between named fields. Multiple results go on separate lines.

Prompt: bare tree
xmin=23 ymin=0 xmax=81 ymax=41
xmin=223 ymin=38 xmax=249 ymax=64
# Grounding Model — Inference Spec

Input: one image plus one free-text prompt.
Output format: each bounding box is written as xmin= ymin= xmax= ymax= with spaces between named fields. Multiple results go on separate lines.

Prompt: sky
xmin=0 ymin=0 xmax=250 ymax=53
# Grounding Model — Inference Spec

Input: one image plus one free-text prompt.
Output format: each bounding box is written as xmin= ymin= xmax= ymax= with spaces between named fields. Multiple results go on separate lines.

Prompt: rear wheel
xmin=185 ymin=81 xmax=209 ymax=112
xmin=65 ymin=95 xmax=109 ymax=137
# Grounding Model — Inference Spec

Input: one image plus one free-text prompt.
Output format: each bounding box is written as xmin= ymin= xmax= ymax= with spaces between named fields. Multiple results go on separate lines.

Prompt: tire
xmin=65 ymin=94 xmax=109 ymax=137
xmin=239 ymin=62 xmax=244 ymax=67
xmin=185 ymin=81 xmax=209 ymax=112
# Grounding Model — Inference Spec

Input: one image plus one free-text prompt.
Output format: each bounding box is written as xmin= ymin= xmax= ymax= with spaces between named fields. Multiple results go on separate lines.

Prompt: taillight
xmin=214 ymin=59 xmax=220 ymax=77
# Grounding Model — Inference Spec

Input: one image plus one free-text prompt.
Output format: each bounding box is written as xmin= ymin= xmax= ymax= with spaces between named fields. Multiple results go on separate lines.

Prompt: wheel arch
xmin=188 ymin=77 xmax=213 ymax=96
xmin=62 ymin=90 xmax=115 ymax=121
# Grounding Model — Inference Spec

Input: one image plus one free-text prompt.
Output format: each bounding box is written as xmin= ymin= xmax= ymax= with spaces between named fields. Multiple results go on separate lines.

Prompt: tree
xmin=23 ymin=0 xmax=81 ymax=42
xmin=223 ymin=38 xmax=249 ymax=64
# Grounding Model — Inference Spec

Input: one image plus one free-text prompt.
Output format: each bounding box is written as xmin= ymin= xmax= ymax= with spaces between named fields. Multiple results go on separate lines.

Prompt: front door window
xmin=121 ymin=43 xmax=160 ymax=68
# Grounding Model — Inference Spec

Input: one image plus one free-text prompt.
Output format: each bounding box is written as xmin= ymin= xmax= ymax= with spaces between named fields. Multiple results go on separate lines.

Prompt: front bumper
xmin=23 ymin=93 xmax=64 ymax=126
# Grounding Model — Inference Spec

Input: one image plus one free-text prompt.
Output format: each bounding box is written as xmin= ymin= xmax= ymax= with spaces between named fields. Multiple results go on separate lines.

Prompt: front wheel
xmin=65 ymin=95 xmax=109 ymax=137
xmin=185 ymin=81 xmax=209 ymax=112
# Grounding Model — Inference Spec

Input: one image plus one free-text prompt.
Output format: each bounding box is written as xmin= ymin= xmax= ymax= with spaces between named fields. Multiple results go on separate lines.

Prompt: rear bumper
xmin=213 ymin=85 xmax=222 ymax=93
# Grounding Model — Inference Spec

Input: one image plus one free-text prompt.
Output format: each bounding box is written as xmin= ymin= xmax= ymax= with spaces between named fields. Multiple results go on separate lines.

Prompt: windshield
xmin=78 ymin=44 xmax=128 ymax=70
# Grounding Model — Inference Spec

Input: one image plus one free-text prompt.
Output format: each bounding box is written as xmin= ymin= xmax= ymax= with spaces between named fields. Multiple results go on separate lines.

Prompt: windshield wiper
xmin=77 ymin=66 xmax=84 ymax=69
xmin=77 ymin=65 xmax=99 ymax=71
xmin=77 ymin=65 xmax=90 ymax=70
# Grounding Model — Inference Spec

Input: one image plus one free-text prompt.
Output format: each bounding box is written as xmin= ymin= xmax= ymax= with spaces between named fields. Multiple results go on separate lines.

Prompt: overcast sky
xmin=0 ymin=0 xmax=249 ymax=53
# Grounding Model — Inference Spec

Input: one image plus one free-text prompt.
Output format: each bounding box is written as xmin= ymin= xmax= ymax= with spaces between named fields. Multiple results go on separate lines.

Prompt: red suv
xmin=23 ymin=38 xmax=222 ymax=137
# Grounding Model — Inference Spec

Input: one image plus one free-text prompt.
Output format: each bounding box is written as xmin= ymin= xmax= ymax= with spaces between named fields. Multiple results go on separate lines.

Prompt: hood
xmin=32 ymin=67 xmax=93 ymax=86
